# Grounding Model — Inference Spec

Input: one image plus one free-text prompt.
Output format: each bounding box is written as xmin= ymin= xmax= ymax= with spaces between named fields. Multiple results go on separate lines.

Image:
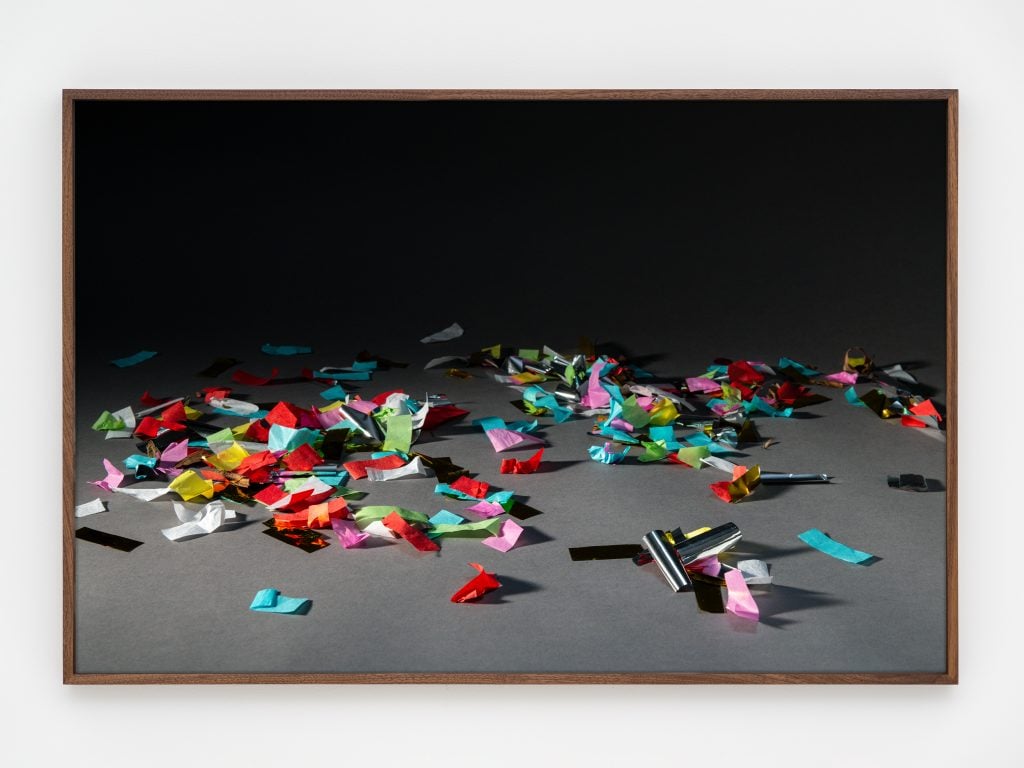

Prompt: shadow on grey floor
xmin=536 ymin=459 xmax=587 ymax=473
xmin=516 ymin=527 xmax=556 ymax=548
xmin=476 ymin=575 xmax=542 ymax=604
xmin=741 ymin=483 xmax=794 ymax=504
xmin=756 ymin=585 xmax=845 ymax=629
xmin=729 ymin=540 xmax=810 ymax=561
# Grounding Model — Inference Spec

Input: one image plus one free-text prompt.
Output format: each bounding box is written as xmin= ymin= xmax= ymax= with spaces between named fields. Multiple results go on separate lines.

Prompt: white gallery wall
xmin=0 ymin=1 xmax=1020 ymax=765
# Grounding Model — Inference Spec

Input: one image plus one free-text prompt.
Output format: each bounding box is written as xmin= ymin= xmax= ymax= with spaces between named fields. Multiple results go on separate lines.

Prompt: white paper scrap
xmin=736 ymin=559 xmax=773 ymax=585
xmin=75 ymin=498 xmax=107 ymax=518
xmin=366 ymin=456 xmax=434 ymax=482
xmin=162 ymin=500 xmax=237 ymax=541
xmin=420 ymin=322 xmax=464 ymax=344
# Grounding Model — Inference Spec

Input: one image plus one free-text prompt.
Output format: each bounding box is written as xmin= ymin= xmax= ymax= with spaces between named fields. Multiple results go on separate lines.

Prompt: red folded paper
xmin=500 ymin=447 xmax=544 ymax=474
xmin=382 ymin=511 xmax=440 ymax=552
xmin=344 ymin=454 xmax=408 ymax=480
xmin=283 ymin=443 xmax=321 ymax=472
xmin=232 ymin=367 xmax=280 ymax=386
xmin=450 ymin=474 xmax=490 ymax=499
xmin=450 ymin=562 xmax=501 ymax=603
xmin=421 ymin=404 xmax=470 ymax=431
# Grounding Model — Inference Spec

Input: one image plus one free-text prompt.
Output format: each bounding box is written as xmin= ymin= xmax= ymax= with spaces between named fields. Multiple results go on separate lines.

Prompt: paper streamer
xmin=798 ymin=528 xmax=875 ymax=564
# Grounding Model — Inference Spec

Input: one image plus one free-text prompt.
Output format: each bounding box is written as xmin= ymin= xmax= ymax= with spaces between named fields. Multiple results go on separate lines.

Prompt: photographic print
xmin=64 ymin=90 xmax=956 ymax=683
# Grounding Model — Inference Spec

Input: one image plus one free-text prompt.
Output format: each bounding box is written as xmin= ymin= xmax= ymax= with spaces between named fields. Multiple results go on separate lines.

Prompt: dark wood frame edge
xmin=62 ymin=88 xmax=958 ymax=685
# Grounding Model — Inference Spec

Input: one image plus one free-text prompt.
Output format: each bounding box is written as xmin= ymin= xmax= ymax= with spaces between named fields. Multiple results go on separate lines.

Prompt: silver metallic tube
xmin=642 ymin=530 xmax=690 ymax=592
xmin=760 ymin=472 xmax=831 ymax=484
xmin=634 ymin=522 xmax=742 ymax=567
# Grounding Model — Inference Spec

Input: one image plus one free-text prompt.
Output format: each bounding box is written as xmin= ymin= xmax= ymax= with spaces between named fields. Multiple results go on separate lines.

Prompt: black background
xmin=74 ymin=98 xmax=947 ymax=373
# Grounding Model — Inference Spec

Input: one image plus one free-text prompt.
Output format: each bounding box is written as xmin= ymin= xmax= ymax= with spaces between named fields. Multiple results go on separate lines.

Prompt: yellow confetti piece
xmin=205 ymin=442 xmax=249 ymax=471
xmin=168 ymin=470 xmax=216 ymax=502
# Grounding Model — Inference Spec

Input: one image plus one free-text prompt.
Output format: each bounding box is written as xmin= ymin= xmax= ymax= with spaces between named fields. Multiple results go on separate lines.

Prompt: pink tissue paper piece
xmin=465 ymin=500 xmax=506 ymax=518
xmin=482 ymin=519 xmax=524 ymax=553
xmin=331 ymin=517 xmax=369 ymax=549
xmin=724 ymin=568 xmax=760 ymax=621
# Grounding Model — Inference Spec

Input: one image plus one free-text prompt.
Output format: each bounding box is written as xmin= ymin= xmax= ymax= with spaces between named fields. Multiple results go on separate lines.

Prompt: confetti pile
xmin=78 ymin=329 xmax=945 ymax=620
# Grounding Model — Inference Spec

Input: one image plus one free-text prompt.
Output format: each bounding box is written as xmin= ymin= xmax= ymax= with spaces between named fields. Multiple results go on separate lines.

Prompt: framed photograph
xmin=64 ymin=89 xmax=956 ymax=684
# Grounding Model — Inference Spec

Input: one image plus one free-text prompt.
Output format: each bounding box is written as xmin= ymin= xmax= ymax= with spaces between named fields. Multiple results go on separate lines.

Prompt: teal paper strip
xmin=261 ymin=343 xmax=312 ymax=356
xmin=798 ymin=528 xmax=874 ymax=564
xmin=249 ymin=588 xmax=311 ymax=614
xmin=111 ymin=350 xmax=157 ymax=368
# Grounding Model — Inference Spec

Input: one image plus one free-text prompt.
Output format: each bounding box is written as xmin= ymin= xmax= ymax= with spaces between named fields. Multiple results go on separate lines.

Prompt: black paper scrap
xmin=76 ymin=526 xmax=143 ymax=552
xmin=887 ymin=473 xmax=928 ymax=492
xmin=414 ymin=453 xmax=470 ymax=484
xmin=569 ymin=544 xmax=644 ymax=561
xmin=320 ymin=428 xmax=349 ymax=462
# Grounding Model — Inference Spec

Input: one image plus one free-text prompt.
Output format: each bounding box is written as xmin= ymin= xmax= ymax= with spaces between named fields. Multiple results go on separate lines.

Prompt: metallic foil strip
xmin=338 ymin=404 xmax=384 ymax=442
xmin=761 ymin=472 xmax=831 ymax=484
xmin=691 ymin=577 xmax=726 ymax=613
xmin=633 ymin=523 xmax=742 ymax=567
xmin=261 ymin=524 xmax=330 ymax=552
xmin=643 ymin=530 xmax=690 ymax=591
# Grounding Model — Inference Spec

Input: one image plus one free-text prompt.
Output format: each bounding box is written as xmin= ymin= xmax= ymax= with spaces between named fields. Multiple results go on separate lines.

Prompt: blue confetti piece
xmin=111 ymin=350 xmax=157 ymax=368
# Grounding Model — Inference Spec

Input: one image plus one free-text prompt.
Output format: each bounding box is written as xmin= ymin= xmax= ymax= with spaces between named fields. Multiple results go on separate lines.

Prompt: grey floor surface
xmin=72 ymin=325 xmax=948 ymax=675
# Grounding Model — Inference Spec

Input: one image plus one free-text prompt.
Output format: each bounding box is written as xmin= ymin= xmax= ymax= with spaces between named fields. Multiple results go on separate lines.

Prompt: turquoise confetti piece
xmin=485 ymin=490 xmax=515 ymax=504
xmin=320 ymin=385 xmax=348 ymax=400
xmin=317 ymin=471 xmax=350 ymax=487
xmin=589 ymin=443 xmax=630 ymax=464
xmin=111 ymin=350 xmax=157 ymax=368
xmin=522 ymin=386 xmax=573 ymax=423
xmin=212 ymin=407 xmax=269 ymax=419
xmin=123 ymin=455 xmax=157 ymax=470
xmin=798 ymin=528 xmax=874 ymax=564
xmin=313 ymin=370 xmax=372 ymax=381
xmin=845 ymin=387 xmax=867 ymax=407
xmin=268 ymin=424 xmax=320 ymax=452
xmin=249 ymin=588 xmax=311 ymax=614
xmin=261 ymin=343 xmax=312 ymax=356
xmin=432 ymin=484 xmax=514 ymax=503
xmin=429 ymin=509 xmax=465 ymax=527
xmin=648 ymin=425 xmax=681 ymax=449
xmin=371 ymin=450 xmax=409 ymax=460
xmin=351 ymin=360 xmax=378 ymax=371
xmin=598 ymin=423 xmax=640 ymax=444
xmin=629 ymin=365 xmax=655 ymax=379
xmin=331 ymin=371 xmax=372 ymax=381
xmin=473 ymin=416 xmax=506 ymax=432
xmin=508 ymin=419 xmax=539 ymax=433
xmin=778 ymin=357 xmax=821 ymax=377
xmin=745 ymin=396 xmax=794 ymax=418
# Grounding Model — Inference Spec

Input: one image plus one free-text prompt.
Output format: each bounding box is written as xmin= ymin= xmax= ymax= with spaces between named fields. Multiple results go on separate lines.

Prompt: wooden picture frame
xmin=64 ymin=89 xmax=957 ymax=684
